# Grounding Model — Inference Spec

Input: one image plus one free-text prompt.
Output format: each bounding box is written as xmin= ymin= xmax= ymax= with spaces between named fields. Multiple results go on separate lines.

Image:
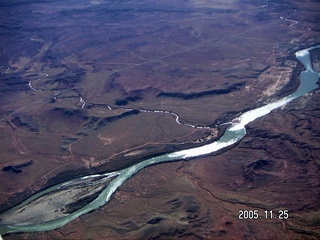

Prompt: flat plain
xmin=0 ymin=0 xmax=319 ymax=239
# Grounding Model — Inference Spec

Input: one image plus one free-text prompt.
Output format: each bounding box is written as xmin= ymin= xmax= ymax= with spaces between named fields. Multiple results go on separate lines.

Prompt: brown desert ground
xmin=0 ymin=0 xmax=320 ymax=239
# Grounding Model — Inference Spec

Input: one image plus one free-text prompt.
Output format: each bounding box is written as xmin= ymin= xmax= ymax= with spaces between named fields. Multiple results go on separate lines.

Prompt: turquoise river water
xmin=0 ymin=45 xmax=319 ymax=236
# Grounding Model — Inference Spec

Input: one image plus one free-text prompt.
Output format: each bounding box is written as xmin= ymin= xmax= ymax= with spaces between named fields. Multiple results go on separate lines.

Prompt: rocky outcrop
xmin=157 ymin=82 xmax=245 ymax=100
xmin=2 ymin=160 xmax=33 ymax=174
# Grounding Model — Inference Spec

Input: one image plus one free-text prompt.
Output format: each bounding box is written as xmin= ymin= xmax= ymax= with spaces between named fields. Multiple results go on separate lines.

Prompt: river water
xmin=0 ymin=46 xmax=319 ymax=235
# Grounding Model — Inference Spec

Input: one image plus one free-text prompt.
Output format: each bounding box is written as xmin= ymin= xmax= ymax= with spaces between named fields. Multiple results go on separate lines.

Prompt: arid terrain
xmin=17 ymin=90 xmax=318 ymax=240
xmin=0 ymin=0 xmax=319 ymax=239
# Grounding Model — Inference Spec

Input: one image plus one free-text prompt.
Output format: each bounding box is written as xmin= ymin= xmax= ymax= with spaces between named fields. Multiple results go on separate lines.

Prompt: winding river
xmin=0 ymin=46 xmax=319 ymax=236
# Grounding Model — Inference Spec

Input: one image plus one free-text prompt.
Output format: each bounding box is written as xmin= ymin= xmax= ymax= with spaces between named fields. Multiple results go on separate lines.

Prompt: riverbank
xmin=0 ymin=44 xmax=317 ymax=217
xmin=2 ymin=44 xmax=320 ymax=235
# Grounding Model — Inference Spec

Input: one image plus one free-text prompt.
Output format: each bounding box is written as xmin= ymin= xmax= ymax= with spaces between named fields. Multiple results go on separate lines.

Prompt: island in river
xmin=0 ymin=0 xmax=319 ymax=239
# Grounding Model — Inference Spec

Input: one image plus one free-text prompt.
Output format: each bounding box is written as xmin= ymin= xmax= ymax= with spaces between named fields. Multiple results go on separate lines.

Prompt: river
xmin=0 ymin=45 xmax=319 ymax=236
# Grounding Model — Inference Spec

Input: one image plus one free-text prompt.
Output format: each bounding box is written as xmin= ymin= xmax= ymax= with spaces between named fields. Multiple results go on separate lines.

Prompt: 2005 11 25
xmin=238 ymin=210 xmax=289 ymax=220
